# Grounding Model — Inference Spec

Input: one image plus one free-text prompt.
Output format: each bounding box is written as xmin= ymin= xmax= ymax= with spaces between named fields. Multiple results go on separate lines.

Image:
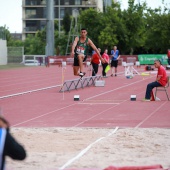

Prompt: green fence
xmin=138 ymin=54 xmax=168 ymax=65
xmin=7 ymin=47 xmax=24 ymax=63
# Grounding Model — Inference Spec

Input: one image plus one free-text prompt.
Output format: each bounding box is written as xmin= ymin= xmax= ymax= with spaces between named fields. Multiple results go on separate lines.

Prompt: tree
xmin=3 ymin=0 xmax=170 ymax=56
xmin=98 ymin=1 xmax=126 ymax=52
xmin=145 ymin=8 xmax=170 ymax=53
xmin=0 ymin=26 xmax=12 ymax=42
xmin=121 ymin=0 xmax=147 ymax=54
xmin=62 ymin=12 xmax=71 ymax=34
xmin=79 ymin=8 xmax=102 ymax=47
xmin=24 ymin=33 xmax=46 ymax=55
xmin=54 ymin=31 xmax=68 ymax=55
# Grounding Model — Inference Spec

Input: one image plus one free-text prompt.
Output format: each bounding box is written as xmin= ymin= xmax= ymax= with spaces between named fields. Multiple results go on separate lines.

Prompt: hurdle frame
xmin=59 ymin=75 xmax=102 ymax=92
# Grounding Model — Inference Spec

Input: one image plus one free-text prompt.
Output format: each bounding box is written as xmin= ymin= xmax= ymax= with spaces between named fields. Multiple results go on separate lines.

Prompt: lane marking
xmin=135 ymin=101 xmax=168 ymax=128
xmin=1 ymin=72 xmax=152 ymax=100
xmin=0 ymin=84 xmax=62 ymax=99
xmin=10 ymin=76 xmax=160 ymax=128
xmin=10 ymin=79 xmax=147 ymax=127
xmin=59 ymin=126 xmax=119 ymax=170
xmin=78 ymin=103 xmax=120 ymax=105
xmin=12 ymin=103 xmax=76 ymax=127
xmin=84 ymin=76 xmax=152 ymax=101
xmin=73 ymin=89 xmax=165 ymax=128
xmin=73 ymin=104 xmax=123 ymax=128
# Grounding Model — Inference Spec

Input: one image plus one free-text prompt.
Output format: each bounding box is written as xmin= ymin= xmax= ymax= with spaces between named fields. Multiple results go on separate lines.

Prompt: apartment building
xmin=22 ymin=0 xmax=112 ymax=40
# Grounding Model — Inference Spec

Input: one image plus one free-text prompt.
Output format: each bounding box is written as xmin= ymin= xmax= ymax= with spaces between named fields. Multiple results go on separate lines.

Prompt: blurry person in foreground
xmin=0 ymin=115 xmax=26 ymax=170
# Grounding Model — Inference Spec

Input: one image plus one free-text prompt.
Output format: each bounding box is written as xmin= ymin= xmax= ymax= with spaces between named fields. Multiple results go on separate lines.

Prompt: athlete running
xmin=71 ymin=28 xmax=104 ymax=78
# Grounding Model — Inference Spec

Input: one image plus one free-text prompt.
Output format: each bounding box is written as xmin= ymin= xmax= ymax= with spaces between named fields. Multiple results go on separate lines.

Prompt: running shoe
xmin=79 ymin=72 xmax=86 ymax=79
xmin=79 ymin=72 xmax=84 ymax=77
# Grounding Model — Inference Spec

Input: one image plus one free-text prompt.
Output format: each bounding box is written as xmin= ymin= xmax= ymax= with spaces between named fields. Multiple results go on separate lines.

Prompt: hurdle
xmin=59 ymin=75 xmax=102 ymax=92
xmin=48 ymin=57 xmax=63 ymax=67
xmin=124 ymin=63 xmax=140 ymax=76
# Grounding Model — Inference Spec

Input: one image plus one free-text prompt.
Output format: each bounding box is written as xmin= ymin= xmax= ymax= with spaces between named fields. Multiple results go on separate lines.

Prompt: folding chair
xmin=155 ymin=76 xmax=170 ymax=101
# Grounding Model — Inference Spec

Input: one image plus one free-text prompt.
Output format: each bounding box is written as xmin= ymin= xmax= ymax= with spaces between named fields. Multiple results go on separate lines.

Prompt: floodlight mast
xmin=58 ymin=0 xmax=60 ymax=38
xmin=46 ymin=0 xmax=54 ymax=56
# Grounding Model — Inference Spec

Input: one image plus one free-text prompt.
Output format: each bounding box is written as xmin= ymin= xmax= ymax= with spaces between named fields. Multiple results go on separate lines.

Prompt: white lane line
xmin=135 ymin=101 xmax=168 ymax=128
xmin=74 ymin=88 xmax=164 ymax=128
xmin=78 ymin=103 xmax=120 ymax=105
xmin=59 ymin=126 xmax=119 ymax=170
xmin=12 ymin=103 xmax=76 ymax=127
xmin=10 ymin=76 xmax=153 ymax=128
xmin=0 ymin=84 xmax=62 ymax=99
xmin=73 ymin=104 xmax=122 ymax=128
xmin=84 ymin=77 xmax=151 ymax=101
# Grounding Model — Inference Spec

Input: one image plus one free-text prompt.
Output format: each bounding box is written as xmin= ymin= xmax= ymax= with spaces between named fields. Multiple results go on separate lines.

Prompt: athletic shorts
xmin=111 ymin=60 xmax=118 ymax=68
xmin=73 ymin=54 xmax=87 ymax=66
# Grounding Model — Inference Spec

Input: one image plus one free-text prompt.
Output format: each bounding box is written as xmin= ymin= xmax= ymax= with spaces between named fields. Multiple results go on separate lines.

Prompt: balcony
xmin=24 ymin=27 xmax=37 ymax=32
xmin=25 ymin=0 xmax=38 ymax=5
xmin=82 ymin=0 xmax=97 ymax=5
xmin=23 ymin=0 xmax=46 ymax=6
xmin=25 ymin=14 xmax=37 ymax=19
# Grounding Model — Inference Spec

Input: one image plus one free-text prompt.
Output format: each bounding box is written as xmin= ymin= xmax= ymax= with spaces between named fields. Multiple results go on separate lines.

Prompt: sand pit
xmin=6 ymin=127 xmax=170 ymax=170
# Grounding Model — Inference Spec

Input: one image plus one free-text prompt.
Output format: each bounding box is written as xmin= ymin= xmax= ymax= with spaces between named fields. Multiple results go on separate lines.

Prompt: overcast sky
xmin=0 ymin=0 xmax=169 ymax=33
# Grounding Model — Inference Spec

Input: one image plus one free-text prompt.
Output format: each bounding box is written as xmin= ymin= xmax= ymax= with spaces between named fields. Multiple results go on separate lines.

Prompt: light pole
xmin=58 ymin=0 xmax=60 ymax=38
xmin=46 ymin=0 xmax=54 ymax=56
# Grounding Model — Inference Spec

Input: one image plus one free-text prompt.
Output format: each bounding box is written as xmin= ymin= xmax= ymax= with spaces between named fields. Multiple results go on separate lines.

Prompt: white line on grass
xmin=59 ymin=126 xmax=119 ymax=170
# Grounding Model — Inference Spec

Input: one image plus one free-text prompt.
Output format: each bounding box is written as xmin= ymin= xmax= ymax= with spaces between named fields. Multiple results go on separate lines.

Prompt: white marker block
xmin=74 ymin=95 xmax=80 ymax=101
xmin=130 ymin=95 xmax=136 ymax=101
xmin=95 ymin=80 xmax=105 ymax=87
xmin=62 ymin=61 xmax=66 ymax=67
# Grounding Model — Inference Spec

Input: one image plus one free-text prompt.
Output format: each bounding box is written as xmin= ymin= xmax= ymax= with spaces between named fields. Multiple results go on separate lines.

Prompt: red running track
xmin=0 ymin=65 xmax=170 ymax=128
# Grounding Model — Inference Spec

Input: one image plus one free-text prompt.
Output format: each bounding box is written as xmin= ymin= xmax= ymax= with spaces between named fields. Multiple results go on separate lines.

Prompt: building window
xmin=26 ymin=0 xmax=37 ymax=5
xmin=43 ymin=7 xmax=46 ymax=18
xmin=65 ymin=0 xmax=69 ymax=5
xmin=60 ymin=8 xmax=65 ymax=18
xmin=26 ymin=9 xmax=36 ymax=19
xmin=26 ymin=21 xmax=37 ymax=31
xmin=40 ymin=21 xmax=46 ymax=30
xmin=75 ymin=0 xmax=81 ymax=5
xmin=41 ymin=0 xmax=46 ymax=5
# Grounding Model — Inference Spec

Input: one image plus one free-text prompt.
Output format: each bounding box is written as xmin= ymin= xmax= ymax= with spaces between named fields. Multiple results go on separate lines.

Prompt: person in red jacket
xmin=144 ymin=60 xmax=167 ymax=101
xmin=91 ymin=48 xmax=101 ymax=76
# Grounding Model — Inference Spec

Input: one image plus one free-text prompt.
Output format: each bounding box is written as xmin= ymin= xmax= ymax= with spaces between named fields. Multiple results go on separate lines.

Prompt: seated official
xmin=144 ymin=60 xmax=167 ymax=101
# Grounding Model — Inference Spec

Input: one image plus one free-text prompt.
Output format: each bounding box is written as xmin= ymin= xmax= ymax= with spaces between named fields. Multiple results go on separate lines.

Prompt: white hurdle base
xmin=95 ymin=80 xmax=105 ymax=87
xmin=124 ymin=63 xmax=140 ymax=76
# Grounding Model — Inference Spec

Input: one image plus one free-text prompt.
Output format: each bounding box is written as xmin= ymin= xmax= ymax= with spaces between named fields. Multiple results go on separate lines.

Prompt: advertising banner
xmin=138 ymin=54 xmax=168 ymax=65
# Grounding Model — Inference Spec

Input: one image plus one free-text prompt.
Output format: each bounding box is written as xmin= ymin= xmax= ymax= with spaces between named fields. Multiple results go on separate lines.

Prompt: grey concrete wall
xmin=0 ymin=40 xmax=7 ymax=65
